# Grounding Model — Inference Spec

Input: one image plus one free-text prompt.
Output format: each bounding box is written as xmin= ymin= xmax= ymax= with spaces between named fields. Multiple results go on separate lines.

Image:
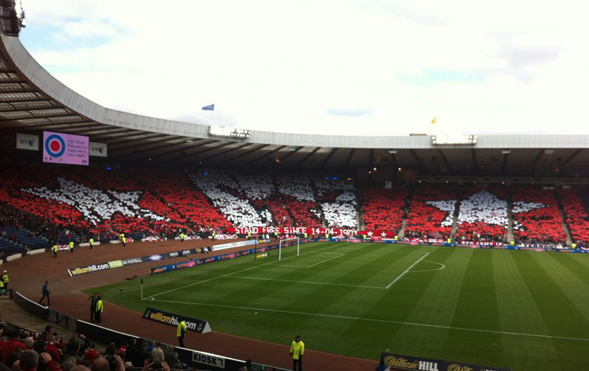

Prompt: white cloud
xmin=18 ymin=0 xmax=589 ymax=135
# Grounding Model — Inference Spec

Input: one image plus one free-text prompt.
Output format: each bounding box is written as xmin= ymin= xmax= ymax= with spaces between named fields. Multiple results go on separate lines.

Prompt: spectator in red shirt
xmin=83 ymin=344 xmax=98 ymax=364
xmin=40 ymin=326 xmax=53 ymax=342
xmin=1 ymin=330 xmax=27 ymax=363
xmin=45 ymin=335 xmax=61 ymax=363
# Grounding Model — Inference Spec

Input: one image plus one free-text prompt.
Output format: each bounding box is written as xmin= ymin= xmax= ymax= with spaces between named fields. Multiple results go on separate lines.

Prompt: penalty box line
xmin=143 ymin=241 xmax=349 ymax=300
xmin=151 ymin=298 xmax=589 ymax=343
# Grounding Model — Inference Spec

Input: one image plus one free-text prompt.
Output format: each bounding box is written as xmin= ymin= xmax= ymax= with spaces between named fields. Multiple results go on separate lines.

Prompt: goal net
xmin=278 ymin=237 xmax=300 ymax=261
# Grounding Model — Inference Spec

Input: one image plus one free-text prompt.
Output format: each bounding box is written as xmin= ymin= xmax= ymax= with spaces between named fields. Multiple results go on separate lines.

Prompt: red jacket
xmin=46 ymin=343 xmax=61 ymax=362
xmin=1 ymin=339 xmax=27 ymax=363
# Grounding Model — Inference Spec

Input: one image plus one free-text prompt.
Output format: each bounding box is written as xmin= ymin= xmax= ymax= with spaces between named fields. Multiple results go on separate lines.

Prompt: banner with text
xmin=380 ymin=352 xmax=511 ymax=371
xmin=142 ymin=307 xmax=211 ymax=333
xmin=43 ymin=131 xmax=89 ymax=166
xmin=16 ymin=133 xmax=39 ymax=151
xmin=228 ymin=227 xmax=395 ymax=237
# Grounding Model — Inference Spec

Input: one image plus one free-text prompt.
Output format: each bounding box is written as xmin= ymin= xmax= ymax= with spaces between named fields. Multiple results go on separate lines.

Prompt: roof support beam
xmin=410 ymin=149 xmax=422 ymax=168
xmin=530 ymin=149 xmax=544 ymax=175
xmin=438 ymin=149 xmax=450 ymax=170
xmin=321 ymin=148 xmax=338 ymax=168
xmin=561 ymin=149 xmax=583 ymax=168
xmin=126 ymin=140 xmax=193 ymax=160
xmin=249 ymin=146 xmax=287 ymax=165
xmin=344 ymin=148 xmax=356 ymax=168
xmin=199 ymin=143 xmax=251 ymax=163
xmin=0 ymin=113 xmax=81 ymax=122
xmin=147 ymin=140 xmax=217 ymax=162
xmin=501 ymin=151 xmax=510 ymax=176
xmin=176 ymin=142 xmax=235 ymax=164
xmin=277 ymin=146 xmax=302 ymax=164
xmin=225 ymin=144 xmax=271 ymax=164
xmin=295 ymin=147 xmax=320 ymax=167
xmin=470 ymin=149 xmax=477 ymax=175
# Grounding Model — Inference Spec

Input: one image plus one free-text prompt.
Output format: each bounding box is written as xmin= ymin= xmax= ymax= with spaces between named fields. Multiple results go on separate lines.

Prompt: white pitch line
xmin=385 ymin=252 xmax=430 ymax=289
xmin=152 ymin=298 xmax=589 ymax=343
xmin=305 ymin=254 xmax=346 ymax=268
xmin=228 ymin=275 xmax=385 ymax=289
xmin=145 ymin=242 xmax=348 ymax=299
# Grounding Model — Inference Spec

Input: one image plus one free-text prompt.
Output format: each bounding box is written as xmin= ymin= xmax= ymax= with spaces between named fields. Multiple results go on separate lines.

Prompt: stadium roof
xmin=0 ymin=11 xmax=588 ymax=178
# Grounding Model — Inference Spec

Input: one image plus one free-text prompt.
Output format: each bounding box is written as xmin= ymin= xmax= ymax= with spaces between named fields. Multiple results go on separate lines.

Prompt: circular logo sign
xmin=45 ymin=134 xmax=66 ymax=158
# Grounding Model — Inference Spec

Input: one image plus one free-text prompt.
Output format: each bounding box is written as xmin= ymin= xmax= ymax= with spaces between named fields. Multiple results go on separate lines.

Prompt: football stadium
xmin=1 ymin=2 xmax=589 ymax=371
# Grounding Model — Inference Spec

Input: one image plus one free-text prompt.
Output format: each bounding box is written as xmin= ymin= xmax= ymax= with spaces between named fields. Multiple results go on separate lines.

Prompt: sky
xmin=18 ymin=0 xmax=589 ymax=136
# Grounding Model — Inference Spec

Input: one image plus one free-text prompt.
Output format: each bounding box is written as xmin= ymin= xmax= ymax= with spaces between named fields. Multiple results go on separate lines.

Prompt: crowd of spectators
xmin=404 ymin=185 xmax=457 ymax=240
xmin=362 ymin=187 xmax=408 ymax=233
xmin=454 ymin=188 xmax=508 ymax=243
xmin=0 ymin=323 xmax=181 ymax=371
xmin=511 ymin=187 xmax=567 ymax=245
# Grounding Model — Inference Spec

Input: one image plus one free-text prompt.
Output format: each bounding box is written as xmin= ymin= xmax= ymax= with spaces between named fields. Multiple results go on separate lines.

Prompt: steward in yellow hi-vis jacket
xmin=95 ymin=297 xmax=103 ymax=323
xmin=177 ymin=320 xmax=187 ymax=347
xmin=69 ymin=241 xmax=74 ymax=253
xmin=290 ymin=335 xmax=304 ymax=371
xmin=52 ymin=245 xmax=58 ymax=258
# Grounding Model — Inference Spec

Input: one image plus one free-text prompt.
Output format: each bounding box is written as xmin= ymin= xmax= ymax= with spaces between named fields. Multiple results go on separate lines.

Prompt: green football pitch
xmin=89 ymin=241 xmax=589 ymax=371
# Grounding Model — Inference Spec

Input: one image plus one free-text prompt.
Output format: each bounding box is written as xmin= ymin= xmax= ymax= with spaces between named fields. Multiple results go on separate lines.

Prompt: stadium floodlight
xmin=208 ymin=125 xmax=250 ymax=139
xmin=544 ymin=149 xmax=554 ymax=155
xmin=501 ymin=149 xmax=511 ymax=154
xmin=431 ymin=135 xmax=477 ymax=145
xmin=388 ymin=149 xmax=397 ymax=154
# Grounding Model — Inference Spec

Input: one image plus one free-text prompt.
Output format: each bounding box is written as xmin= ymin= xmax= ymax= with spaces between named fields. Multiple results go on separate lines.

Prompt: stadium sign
xmin=16 ymin=133 xmax=39 ymax=151
xmin=89 ymin=142 xmax=108 ymax=157
xmin=142 ymin=307 xmax=211 ymax=333
xmin=380 ymin=352 xmax=510 ymax=371
xmin=68 ymin=247 xmax=212 ymax=276
xmin=191 ymin=351 xmax=225 ymax=369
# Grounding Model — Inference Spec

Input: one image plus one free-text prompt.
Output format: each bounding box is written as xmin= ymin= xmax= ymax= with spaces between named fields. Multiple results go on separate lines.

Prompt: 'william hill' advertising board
xmin=142 ymin=307 xmax=212 ymax=334
xmin=380 ymin=352 xmax=511 ymax=371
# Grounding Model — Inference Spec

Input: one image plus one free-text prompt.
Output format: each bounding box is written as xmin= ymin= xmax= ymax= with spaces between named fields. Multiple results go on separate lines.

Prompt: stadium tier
xmin=0 ymin=166 xmax=587 ymax=247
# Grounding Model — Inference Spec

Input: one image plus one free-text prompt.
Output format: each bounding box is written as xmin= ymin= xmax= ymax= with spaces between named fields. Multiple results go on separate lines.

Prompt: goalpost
xmin=278 ymin=237 xmax=300 ymax=261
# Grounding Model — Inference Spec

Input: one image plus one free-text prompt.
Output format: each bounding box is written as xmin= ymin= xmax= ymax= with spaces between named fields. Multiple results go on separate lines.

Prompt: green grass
xmin=87 ymin=242 xmax=589 ymax=371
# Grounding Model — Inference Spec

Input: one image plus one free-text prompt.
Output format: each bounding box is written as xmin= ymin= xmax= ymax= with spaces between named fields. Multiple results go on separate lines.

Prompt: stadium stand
xmin=362 ymin=187 xmax=408 ymax=233
xmin=511 ymin=187 xmax=567 ymax=245
xmin=404 ymin=185 xmax=457 ymax=240
xmin=454 ymin=187 xmax=509 ymax=243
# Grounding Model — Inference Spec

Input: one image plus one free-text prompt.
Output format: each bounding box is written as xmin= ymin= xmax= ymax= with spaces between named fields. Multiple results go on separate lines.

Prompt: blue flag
xmin=202 ymin=104 xmax=215 ymax=111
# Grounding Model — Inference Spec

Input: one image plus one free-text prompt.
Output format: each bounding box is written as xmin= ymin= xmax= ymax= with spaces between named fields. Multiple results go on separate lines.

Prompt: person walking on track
xmin=39 ymin=281 xmax=51 ymax=306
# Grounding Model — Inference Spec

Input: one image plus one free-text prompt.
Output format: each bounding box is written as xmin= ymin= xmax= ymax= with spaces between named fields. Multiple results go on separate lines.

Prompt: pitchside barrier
xmin=318 ymin=237 xmax=589 ymax=254
xmin=380 ymin=351 xmax=511 ymax=371
xmin=150 ymin=239 xmax=304 ymax=275
xmin=11 ymin=291 xmax=292 ymax=371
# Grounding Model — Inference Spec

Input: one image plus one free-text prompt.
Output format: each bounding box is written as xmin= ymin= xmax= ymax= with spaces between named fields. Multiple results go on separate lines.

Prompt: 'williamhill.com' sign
xmin=380 ymin=352 xmax=510 ymax=371
xmin=142 ymin=307 xmax=211 ymax=334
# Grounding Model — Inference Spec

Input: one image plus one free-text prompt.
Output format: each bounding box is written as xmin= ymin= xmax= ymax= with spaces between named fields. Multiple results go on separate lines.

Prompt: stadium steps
xmin=449 ymin=200 xmax=460 ymax=239
xmin=507 ymin=200 xmax=515 ymax=242
xmin=555 ymin=191 xmax=574 ymax=245
xmin=398 ymin=186 xmax=415 ymax=239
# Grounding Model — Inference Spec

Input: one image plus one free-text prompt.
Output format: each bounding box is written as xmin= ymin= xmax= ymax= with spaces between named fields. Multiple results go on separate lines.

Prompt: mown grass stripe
xmin=493 ymin=251 xmax=560 ymax=371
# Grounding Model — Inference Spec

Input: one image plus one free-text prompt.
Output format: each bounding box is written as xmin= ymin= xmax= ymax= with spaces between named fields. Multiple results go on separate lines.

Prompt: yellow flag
xmin=431 ymin=117 xmax=437 ymax=124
